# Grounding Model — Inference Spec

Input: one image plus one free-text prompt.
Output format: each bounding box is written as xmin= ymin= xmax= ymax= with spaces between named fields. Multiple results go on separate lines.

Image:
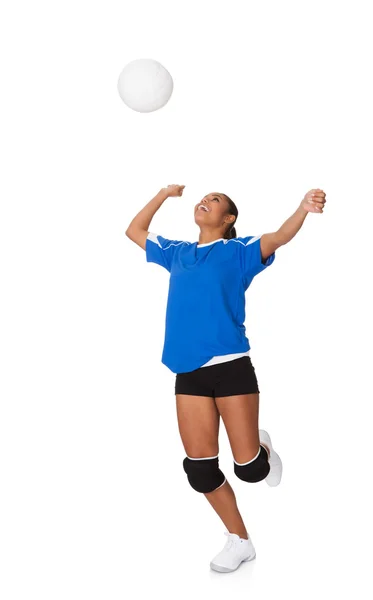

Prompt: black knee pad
xmin=234 ymin=446 xmax=270 ymax=483
xmin=183 ymin=455 xmax=226 ymax=493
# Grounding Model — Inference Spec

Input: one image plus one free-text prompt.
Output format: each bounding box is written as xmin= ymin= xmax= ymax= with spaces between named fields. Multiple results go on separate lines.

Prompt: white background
xmin=1 ymin=0 xmax=372 ymax=598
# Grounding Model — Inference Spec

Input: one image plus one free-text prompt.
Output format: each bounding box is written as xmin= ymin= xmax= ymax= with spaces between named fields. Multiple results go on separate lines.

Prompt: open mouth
xmin=197 ymin=205 xmax=210 ymax=212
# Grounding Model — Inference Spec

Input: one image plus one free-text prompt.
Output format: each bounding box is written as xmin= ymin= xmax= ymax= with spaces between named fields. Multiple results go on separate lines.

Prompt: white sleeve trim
xmin=231 ymin=235 xmax=261 ymax=246
xmin=147 ymin=232 xmax=187 ymax=251
xmin=147 ymin=231 xmax=162 ymax=247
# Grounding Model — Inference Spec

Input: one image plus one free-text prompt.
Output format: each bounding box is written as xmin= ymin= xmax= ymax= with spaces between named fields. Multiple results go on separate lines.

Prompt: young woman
xmin=125 ymin=185 xmax=326 ymax=573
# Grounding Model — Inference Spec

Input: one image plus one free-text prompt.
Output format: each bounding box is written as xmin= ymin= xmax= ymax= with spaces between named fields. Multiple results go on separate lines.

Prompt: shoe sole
xmin=259 ymin=430 xmax=282 ymax=487
xmin=210 ymin=553 xmax=256 ymax=573
xmin=266 ymin=450 xmax=283 ymax=486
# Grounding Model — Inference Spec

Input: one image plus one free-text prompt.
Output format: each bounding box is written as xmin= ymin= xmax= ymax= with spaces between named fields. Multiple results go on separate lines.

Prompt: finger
xmin=308 ymin=199 xmax=324 ymax=210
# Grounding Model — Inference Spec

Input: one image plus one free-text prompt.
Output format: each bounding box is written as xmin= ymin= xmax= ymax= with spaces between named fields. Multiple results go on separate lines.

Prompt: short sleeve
xmin=145 ymin=232 xmax=185 ymax=273
xmin=236 ymin=235 xmax=276 ymax=278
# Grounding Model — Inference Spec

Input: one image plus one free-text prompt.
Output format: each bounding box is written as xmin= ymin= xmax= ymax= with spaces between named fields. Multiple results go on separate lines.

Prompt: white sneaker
xmin=259 ymin=429 xmax=283 ymax=487
xmin=210 ymin=531 xmax=256 ymax=573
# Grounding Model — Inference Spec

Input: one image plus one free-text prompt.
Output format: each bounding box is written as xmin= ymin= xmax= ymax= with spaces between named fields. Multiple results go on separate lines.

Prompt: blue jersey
xmin=145 ymin=232 xmax=276 ymax=374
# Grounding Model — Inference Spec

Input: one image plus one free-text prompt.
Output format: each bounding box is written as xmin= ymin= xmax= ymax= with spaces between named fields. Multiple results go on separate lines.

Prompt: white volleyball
xmin=117 ymin=59 xmax=173 ymax=113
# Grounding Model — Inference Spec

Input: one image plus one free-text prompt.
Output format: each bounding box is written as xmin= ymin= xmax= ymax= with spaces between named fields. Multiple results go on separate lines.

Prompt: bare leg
xmin=176 ymin=394 xmax=249 ymax=539
xmin=204 ymin=480 xmax=248 ymax=539
xmin=212 ymin=393 xmax=267 ymax=538
xmin=214 ymin=393 xmax=262 ymax=465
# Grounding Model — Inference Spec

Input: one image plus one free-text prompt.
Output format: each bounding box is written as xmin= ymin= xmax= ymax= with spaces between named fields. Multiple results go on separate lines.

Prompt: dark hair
xmin=222 ymin=194 xmax=238 ymax=239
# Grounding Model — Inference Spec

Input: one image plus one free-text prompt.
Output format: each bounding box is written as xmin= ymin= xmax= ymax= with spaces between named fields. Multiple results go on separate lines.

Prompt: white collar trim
xmin=196 ymin=237 xmax=226 ymax=248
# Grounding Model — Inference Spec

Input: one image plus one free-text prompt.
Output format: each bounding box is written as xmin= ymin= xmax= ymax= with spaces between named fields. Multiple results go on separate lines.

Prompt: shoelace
xmin=224 ymin=531 xmax=238 ymax=551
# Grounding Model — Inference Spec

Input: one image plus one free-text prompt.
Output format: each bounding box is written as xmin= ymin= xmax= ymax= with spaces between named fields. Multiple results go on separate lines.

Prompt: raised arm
xmin=125 ymin=185 xmax=185 ymax=250
xmin=260 ymin=188 xmax=326 ymax=262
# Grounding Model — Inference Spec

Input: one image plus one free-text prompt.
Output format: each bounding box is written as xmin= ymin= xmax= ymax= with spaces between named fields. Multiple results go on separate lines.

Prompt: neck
xmin=198 ymin=229 xmax=225 ymax=245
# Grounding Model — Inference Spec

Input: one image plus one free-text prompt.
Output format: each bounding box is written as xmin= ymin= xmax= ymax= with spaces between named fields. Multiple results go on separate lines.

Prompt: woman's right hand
xmin=162 ymin=184 xmax=185 ymax=198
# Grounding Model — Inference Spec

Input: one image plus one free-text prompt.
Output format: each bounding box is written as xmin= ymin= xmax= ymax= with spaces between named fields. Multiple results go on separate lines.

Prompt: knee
xmin=183 ymin=454 xmax=226 ymax=493
xmin=234 ymin=445 xmax=270 ymax=483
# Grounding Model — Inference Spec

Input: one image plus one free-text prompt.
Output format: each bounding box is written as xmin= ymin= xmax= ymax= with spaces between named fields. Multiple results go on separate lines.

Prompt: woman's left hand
xmin=300 ymin=189 xmax=326 ymax=213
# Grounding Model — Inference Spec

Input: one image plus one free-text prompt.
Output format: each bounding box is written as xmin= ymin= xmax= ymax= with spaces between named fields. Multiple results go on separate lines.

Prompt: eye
xmin=212 ymin=197 xmax=219 ymax=201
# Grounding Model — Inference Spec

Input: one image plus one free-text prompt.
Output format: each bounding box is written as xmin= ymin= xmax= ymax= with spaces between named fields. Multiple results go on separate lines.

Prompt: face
xmin=194 ymin=193 xmax=235 ymax=230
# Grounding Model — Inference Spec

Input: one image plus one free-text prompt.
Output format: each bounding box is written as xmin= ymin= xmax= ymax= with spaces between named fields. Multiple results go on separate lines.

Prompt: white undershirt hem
xmin=199 ymin=350 xmax=251 ymax=368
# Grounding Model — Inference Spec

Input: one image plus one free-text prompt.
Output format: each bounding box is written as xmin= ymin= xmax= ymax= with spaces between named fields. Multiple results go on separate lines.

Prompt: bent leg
xmin=215 ymin=393 xmax=269 ymax=482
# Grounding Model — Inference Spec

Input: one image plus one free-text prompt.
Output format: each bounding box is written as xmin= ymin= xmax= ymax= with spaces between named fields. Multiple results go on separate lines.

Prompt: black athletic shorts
xmin=175 ymin=356 xmax=260 ymax=397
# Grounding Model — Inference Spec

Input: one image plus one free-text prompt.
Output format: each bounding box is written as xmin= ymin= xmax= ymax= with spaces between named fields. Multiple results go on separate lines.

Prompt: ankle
xmin=231 ymin=530 xmax=248 ymax=540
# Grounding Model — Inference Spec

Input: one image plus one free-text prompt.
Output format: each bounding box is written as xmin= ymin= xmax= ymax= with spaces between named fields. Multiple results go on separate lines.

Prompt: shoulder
xmin=147 ymin=232 xmax=191 ymax=249
xmin=224 ymin=235 xmax=261 ymax=247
